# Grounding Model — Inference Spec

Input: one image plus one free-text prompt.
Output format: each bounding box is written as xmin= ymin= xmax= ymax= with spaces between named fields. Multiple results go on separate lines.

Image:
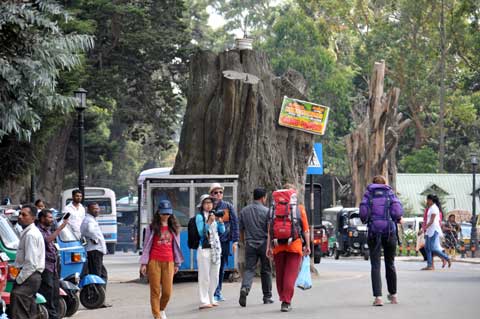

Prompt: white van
xmin=61 ymin=187 xmax=117 ymax=254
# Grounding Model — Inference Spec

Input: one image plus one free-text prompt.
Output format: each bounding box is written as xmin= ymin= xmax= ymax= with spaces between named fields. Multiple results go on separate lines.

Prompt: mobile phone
xmin=63 ymin=212 xmax=71 ymax=220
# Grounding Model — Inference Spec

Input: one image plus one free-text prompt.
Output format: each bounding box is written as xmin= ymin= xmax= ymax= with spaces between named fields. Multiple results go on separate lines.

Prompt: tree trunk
xmin=173 ymin=50 xmax=314 ymax=207
xmin=36 ymin=116 xmax=74 ymax=207
xmin=438 ymin=0 xmax=447 ymax=172
xmin=345 ymin=61 xmax=411 ymax=206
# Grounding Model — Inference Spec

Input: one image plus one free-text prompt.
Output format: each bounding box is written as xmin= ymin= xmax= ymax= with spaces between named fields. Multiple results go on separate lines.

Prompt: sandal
xmin=199 ymin=304 xmax=213 ymax=310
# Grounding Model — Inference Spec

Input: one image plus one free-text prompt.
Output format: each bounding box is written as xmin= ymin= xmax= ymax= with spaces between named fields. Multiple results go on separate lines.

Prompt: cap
xmin=209 ymin=183 xmax=224 ymax=194
xmin=197 ymin=194 xmax=214 ymax=208
xmin=157 ymin=200 xmax=173 ymax=215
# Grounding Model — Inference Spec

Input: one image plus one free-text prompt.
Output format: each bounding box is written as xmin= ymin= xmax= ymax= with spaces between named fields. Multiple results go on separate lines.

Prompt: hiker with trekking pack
xmin=266 ymin=183 xmax=310 ymax=312
xmin=209 ymin=182 xmax=239 ymax=302
xmin=189 ymin=194 xmax=225 ymax=309
xmin=359 ymin=175 xmax=403 ymax=306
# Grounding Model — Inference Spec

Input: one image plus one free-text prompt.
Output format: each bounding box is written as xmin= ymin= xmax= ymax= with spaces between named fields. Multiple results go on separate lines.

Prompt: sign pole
xmin=310 ymin=174 xmax=314 ymax=257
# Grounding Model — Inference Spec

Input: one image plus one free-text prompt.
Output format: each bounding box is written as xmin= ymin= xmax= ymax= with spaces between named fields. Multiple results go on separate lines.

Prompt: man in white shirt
xmin=63 ymin=189 xmax=85 ymax=238
xmin=81 ymin=202 xmax=108 ymax=284
xmin=422 ymin=194 xmax=451 ymax=270
xmin=11 ymin=204 xmax=45 ymax=319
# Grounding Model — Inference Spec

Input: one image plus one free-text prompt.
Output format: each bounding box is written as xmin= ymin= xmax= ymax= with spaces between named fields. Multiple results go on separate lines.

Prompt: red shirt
xmin=149 ymin=226 xmax=174 ymax=262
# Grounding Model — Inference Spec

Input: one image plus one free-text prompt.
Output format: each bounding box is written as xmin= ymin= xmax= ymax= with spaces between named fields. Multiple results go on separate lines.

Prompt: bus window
xmin=67 ymin=198 xmax=112 ymax=214
xmin=151 ymin=187 xmax=190 ymax=227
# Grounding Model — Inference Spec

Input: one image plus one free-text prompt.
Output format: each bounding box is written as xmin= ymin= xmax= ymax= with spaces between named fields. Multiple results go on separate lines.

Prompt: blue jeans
xmin=215 ymin=241 xmax=230 ymax=297
xmin=425 ymin=231 xmax=449 ymax=267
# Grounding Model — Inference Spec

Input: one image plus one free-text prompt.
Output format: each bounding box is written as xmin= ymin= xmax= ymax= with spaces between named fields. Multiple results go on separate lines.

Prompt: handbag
xmin=295 ymin=255 xmax=312 ymax=290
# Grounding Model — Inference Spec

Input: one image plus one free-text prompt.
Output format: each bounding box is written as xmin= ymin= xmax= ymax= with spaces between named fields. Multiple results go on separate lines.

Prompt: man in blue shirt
xmin=210 ymin=183 xmax=239 ymax=302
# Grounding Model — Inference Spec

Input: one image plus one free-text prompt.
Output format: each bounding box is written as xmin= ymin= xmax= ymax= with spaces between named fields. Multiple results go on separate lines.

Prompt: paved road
xmin=71 ymin=253 xmax=480 ymax=319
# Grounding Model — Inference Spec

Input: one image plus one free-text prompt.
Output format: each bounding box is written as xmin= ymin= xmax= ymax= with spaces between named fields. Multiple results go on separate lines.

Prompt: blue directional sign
xmin=307 ymin=143 xmax=323 ymax=175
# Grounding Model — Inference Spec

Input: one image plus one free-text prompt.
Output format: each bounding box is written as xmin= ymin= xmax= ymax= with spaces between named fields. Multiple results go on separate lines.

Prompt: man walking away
xmin=81 ymin=202 xmax=108 ymax=286
xmin=210 ymin=183 xmax=239 ymax=302
xmin=10 ymin=204 xmax=45 ymax=319
xmin=38 ymin=209 xmax=69 ymax=319
xmin=239 ymin=188 xmax=273 ymax=307
xmin=63 ymin=189 xmax=85 ymax=238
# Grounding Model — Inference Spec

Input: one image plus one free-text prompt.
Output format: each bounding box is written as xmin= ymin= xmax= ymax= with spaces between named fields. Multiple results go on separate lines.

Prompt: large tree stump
xmin=173 ymin=50 xmax=314 ymax=206
xmin=345 ymin=61 xmax=411 ymax=205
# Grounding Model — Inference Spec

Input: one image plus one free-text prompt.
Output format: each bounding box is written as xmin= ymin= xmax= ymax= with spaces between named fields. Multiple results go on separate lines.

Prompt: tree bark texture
xmin=173 ymin=50 xmax=314 ymax=207
xmin=345 ymin=61 xmax=411 ymax=206
xmin=36 ymin=117 xmax=74 ymax=207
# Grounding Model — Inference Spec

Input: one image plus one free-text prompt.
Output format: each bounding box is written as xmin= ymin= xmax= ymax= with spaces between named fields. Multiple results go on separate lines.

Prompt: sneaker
xmin=160 ymin=310 xmax=168 ymax=319
xmin=387 ymin=294 xmax=398 ymax=304
xmin=239 ymin=288 xmax=248 ymax=307
xmin=280 ymin=302 xmax=292 ymax=312
xmin=373 ymin=297 xmax=383 ymax=306
xmin=263 ymin=298 xmax=274 ymax=304
xmin=214 ymin=294 xmax=225 ymax=302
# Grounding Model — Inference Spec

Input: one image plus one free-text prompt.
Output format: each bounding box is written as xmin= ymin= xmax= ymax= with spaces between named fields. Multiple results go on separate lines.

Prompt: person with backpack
xmin=195 ymin=194 xmax=225 ymax=309
xmin=422 ymin=194 xmax=451 ymax=271
xmin=266 ymin=183 xmax=310 ymax=312
xmin=359 ymin=175 xmax=403 ymax=306
xmin=139 ymin=200 xmax=184 ymax=319
xmin=209 ymin=183 xmax=239 ymax=302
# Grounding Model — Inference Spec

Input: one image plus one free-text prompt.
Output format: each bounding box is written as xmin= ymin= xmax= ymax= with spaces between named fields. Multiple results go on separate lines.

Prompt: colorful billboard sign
xmin=278 ymin=96 xmax=330 ymax=135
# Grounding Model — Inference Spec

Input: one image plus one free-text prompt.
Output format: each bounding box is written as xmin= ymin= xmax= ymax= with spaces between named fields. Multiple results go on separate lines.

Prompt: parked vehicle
xmin=0 ymin=251 xmax=9 ymax=316
xmin=323 ymin=206 xmax=369 ymax=260
xmin=0 ymin=214 xmax=49 ymax=318
xmin=57 ymin=224 xmax=106 ymax=310
xmin=62 ymin=187 xmax=117 ymax=254
xmin=138 ymin=168 xmax=238 ymax=276
xmin=312 ymin=224 xmax=329 ymax=263
xmin=116 ymin=204 xmax=138 ymax=252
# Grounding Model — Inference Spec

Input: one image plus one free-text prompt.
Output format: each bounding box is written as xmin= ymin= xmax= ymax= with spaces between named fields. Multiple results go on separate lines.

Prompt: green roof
xmin=397 ymin=174 xmax=480 ymax=216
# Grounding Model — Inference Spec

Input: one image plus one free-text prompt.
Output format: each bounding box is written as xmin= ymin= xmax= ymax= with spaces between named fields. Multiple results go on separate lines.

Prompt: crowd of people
xmin=9 ymin=190 xmax=108 ymax=319
xmin=140 ymin=182 xmax=311 ymax=319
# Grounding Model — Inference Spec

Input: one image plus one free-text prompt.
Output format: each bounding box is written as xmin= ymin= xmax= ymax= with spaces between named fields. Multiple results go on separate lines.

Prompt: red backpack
xmin=270 ymin=189 xmax=304 ymax=246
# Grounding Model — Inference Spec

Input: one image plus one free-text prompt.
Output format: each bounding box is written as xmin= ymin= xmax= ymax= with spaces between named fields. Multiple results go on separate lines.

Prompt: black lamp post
xmin=471 ymin=152 xmax=478 ymax=258
xmin=74 ymin=88 xmax=88 ymax=200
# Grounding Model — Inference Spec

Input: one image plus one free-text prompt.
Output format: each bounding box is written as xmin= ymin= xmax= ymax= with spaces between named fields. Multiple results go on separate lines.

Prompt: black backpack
xmin=187 ymin=213 xmax=204 ymax=249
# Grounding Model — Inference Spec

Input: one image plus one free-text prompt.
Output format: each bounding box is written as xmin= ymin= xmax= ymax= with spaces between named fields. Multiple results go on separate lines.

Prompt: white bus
xmin=61 ymin=187 xmax=117 ymax=254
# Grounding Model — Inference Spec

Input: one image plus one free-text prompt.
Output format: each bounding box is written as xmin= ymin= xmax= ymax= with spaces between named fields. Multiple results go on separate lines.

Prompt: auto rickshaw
xmin=332 ymin=208 xmax=369 ymax=260
xmin=0 ymin=213 xmax=49 ymax=318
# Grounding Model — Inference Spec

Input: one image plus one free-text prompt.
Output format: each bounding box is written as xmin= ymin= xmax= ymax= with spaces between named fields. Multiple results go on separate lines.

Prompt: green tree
xmin=0 ymin=0 xmax=93 ymax=142
xmin=399 ymin=147 xmax=439 ymax=173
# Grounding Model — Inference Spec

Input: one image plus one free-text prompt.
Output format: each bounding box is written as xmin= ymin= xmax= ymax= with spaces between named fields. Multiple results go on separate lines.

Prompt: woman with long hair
xmin=422 ymin=194 xmax=451 ymax=270
xmin=140 ymin=200 xmax=184 ymax=319
xmin=195 ymin=194 xmax=224 ymax=309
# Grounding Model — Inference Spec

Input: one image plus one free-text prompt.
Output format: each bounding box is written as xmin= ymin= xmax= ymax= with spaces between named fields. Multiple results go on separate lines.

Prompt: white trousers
xmin=197 ymin=247 xmax=220 ymax=305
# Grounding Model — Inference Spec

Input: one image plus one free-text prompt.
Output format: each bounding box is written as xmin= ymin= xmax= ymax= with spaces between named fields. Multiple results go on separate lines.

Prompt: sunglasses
xmin=212 ymin=191 xmax=223 ymax=195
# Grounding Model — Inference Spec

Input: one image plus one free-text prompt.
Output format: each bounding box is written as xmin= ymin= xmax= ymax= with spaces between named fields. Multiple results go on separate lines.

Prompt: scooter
xmin=57 ymin=224 xmax=106 ymax=309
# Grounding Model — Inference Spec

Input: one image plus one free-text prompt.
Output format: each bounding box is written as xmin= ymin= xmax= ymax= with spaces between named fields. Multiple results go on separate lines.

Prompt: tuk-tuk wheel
xmin=363 ymin=252 xmax=369 ymax=261
xmin=57 ymin=297 xmax=67 ymax=318
xmin=38 ymin=304 xmax=49 ymax=319
xmin=314 ymin=254 xmax=321 ymax=264
xmin=334 ymin=249 xmax=340 ymax=260
xmin=64 ymin=294 xmax=80 ymax=317
xmin=80 ymin=284 xmax=106 ymax=309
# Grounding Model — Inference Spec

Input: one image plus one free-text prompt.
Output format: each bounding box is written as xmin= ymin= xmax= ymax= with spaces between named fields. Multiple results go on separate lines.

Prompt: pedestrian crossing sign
xmin=307 ymin=143 xmax=323 ymax=175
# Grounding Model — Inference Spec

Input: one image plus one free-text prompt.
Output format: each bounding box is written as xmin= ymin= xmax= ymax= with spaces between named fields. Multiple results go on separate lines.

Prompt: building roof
xmin=396 ymin=174 xmax=480 ymax=216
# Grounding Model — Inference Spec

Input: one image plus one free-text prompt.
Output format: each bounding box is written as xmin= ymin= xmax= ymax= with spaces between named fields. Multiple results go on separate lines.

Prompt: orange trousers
xmin=147 ymin=260 xmax=174 ymax=317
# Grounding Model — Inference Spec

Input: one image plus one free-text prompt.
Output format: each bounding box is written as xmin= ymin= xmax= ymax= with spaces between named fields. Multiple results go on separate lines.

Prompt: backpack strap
xmin=367 ymin=192 xmax=373 ymax=224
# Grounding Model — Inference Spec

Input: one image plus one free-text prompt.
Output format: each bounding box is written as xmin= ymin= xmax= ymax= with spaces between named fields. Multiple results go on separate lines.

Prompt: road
xmin=71 ymin=253 xmax=480 ymax=319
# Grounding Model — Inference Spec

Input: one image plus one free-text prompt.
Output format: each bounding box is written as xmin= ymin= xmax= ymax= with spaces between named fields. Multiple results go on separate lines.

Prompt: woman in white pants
xmin=196 ymin=194 xmax=225 ymax=309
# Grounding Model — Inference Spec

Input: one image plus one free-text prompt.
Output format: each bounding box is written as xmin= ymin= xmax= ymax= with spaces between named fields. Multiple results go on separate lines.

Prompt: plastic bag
xmin=416 ymin=233 xmax=425 ymax=251
xmin=295 ymin=255 xmax=312 ymax=290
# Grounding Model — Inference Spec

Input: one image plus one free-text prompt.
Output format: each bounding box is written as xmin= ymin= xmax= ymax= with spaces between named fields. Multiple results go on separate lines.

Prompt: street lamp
xmin=74 ymin=88 xmax=88 ymax=200
xmin=471 ymin=152 xmax=478 ymax=258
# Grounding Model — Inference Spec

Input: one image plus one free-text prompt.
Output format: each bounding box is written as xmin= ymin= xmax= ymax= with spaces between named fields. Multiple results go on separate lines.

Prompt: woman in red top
xmin=140 ymin=200 xmax=182 ymax=319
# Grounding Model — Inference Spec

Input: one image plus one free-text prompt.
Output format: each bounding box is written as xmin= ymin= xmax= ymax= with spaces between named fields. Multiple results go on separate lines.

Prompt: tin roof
xmin=396 ymin=174 xmax=480 ymax=216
